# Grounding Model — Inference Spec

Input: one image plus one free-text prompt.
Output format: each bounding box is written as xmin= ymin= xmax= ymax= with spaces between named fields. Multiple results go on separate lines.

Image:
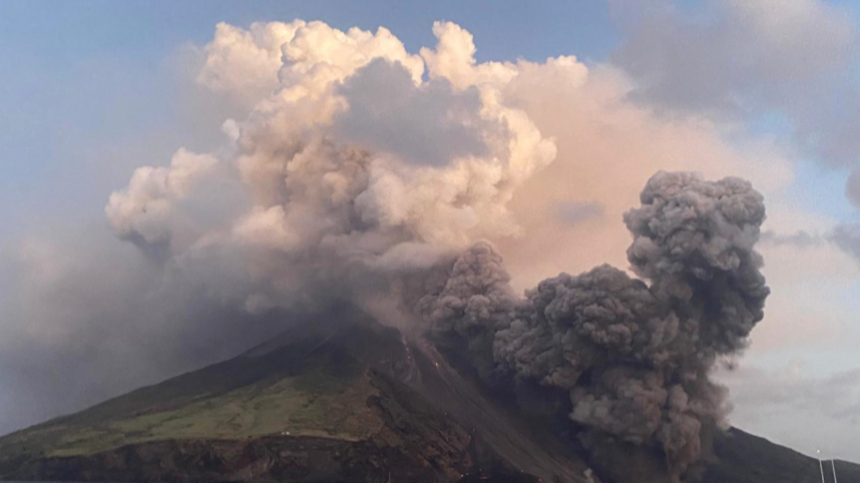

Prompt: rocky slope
xmin=0 ymin=313 xmax=857 ymax=482
xmin=703 ymin=427 xmax=859 ymax=483
xmin=0 ymin=313 xmax=585 ymax=482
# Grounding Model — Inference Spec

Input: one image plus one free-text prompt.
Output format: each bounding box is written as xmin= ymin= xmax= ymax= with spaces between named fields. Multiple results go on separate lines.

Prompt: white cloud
xmin=196 ymin=21 xmax=305 ymax=105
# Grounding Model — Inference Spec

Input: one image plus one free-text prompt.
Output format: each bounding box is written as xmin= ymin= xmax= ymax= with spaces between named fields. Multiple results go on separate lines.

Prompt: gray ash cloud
xmin=418 ymin=171 xmax=769 ymax=481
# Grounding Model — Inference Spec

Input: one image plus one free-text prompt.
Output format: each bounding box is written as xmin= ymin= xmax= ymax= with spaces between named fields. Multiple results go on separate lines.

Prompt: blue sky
xmin=4 ymin=0 xmax=860 ymax=463
xmin=0 ymin=1 xmax=618 ymax=61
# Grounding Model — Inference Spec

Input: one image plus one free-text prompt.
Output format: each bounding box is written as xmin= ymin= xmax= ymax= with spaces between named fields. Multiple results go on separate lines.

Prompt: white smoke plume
xmin=107 ymin=19 xmax=555 ymax=313
xmin=418 ymin=172 xmax=769 ymax=481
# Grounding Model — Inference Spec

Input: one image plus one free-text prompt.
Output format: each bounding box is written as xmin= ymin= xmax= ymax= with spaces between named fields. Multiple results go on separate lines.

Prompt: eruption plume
xmin=419 ymin=172 xmax=769 ymax=481
xmin=103 ymin=19 xmax=769 ymax=482
xmin=106 ymin=20 xmax=555 ymax=314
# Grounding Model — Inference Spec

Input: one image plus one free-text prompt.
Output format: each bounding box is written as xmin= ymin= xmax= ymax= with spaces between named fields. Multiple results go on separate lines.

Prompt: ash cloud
xmin=1 ymin=18 xmax=775 ymax=483
xmin=104 ymin=19 xmax=556 ymax=320
xmin=333 ymin=59 xmax=498 ymax=167
xmin=1 ymin=22 xmax=558 ymax=436
xmin=419 ymin=172 xmax=769 ymax=481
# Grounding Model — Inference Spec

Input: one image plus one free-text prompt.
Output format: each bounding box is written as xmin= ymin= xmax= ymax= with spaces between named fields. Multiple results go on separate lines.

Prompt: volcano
xmin=0 ymin=311 xmax=856 ymax=483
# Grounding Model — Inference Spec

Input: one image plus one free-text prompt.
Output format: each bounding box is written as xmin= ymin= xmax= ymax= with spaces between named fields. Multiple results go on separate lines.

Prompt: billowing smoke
xmin=105 ymin=20 xmax=555 ymax=316
xmin=418 ymin=172 xmax=769 ymax=480
xmin=97 ymin=19 xmax=769 ymax=482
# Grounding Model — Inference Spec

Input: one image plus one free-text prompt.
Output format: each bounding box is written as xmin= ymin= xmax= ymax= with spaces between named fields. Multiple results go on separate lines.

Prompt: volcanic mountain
xmin=0 ymin=311 xmax=856 ymax=483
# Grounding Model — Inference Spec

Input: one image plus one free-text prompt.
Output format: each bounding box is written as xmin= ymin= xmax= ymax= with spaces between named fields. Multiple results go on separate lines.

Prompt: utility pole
xmin=817 ymin=450 xmax=826 ymax=483
xmin=831 ymin=459 xmax=839 ymax=483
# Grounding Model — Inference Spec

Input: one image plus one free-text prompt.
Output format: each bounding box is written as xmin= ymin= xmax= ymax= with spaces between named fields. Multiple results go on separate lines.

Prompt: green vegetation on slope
xmin=0 ymin=316 xmax=400 ymax=471
xmin=0 ymin=316 xmax=534 ymax=483
xmin=47 ymin=358 xmax=380 ymax=457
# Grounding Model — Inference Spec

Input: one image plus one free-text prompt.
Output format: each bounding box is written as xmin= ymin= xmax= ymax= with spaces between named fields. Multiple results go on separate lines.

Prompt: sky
xmin=3 ymin=0 xmax=860 ymax=463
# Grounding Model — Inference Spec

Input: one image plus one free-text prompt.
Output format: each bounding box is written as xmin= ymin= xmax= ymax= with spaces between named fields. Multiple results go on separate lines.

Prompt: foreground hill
xmin=0 ymin=313 xmax=585 ymax=482
xmin=704 ymin=428 xmax=858 ymax=483
xmin=0 ymin=313 xmax=857 ymax=482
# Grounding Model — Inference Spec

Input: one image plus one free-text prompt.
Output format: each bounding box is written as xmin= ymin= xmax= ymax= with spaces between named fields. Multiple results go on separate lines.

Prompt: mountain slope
xmin=1 ymin=313 xmax=858 ymax=483
xmin=703 ymin=427 xmax=859 ymax=483
xmin=0 ymin=313 xmax=583 ymax=482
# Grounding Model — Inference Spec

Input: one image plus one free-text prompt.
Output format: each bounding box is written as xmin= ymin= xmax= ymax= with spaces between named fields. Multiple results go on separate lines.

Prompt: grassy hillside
xmin=0 ymin=316 xmax=391 ymax=469
xmin=0 ymin=316 xmax=541 ymax=482
xmin=19 ymin=352 xmax=378 ymax=459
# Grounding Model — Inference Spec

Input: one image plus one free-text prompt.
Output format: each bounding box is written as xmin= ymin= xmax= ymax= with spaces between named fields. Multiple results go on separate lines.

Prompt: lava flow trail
xmin=407 ymin=338 xmax=593 ymax=483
